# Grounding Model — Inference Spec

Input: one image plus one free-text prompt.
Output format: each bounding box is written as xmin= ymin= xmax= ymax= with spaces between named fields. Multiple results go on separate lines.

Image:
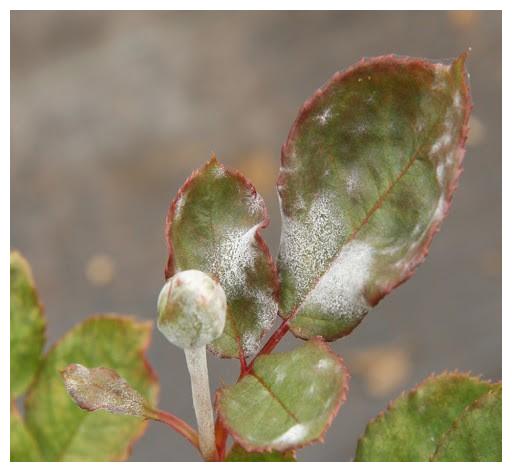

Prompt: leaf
xmin=277 ymin=54 xmax=471 ymax=340
xmin=217 ymin=339 xmax=348 ymax=451
xmin=10 ymin=251 xmax=46 ymax=397
xmin=432 ymin=384 xmax=502 ymax=461
xmin=25 ymin=315 xmax=159 ymax=461
xmin=10 ymin=401 xmax=42 ymax=462
xmin=165 ymin=156 xmax=279 ymax=358
xmin=355 ymin=372 xmax=496 ymax=461
xmin=61 ymin=364 xmax=149 ymax=417
xmin=226 ymin=443 xmax=296 ymax=461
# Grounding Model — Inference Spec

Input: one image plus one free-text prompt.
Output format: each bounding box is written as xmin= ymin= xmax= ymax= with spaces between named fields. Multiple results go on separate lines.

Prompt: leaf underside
xmin=24 ymin=315 xmax=159 ymax=461
xmin=217 ymin=339 xmax=348 ymax=452
xmin=226 ymin=443 xmax=296 ymax=461
xmin=277 ymin=54 xmax=471 ymax=341
xmin=165 ymin=156 xmax=279 ymax=359
xmin=355 ymin=372 xmax=501 ymax=462
xmin=10 ymin=251 xmax=46 ymax=397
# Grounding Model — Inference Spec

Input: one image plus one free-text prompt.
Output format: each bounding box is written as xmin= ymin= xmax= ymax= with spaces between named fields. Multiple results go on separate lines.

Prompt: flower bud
xmin=157 ymin=270 xmax=226 ymax=349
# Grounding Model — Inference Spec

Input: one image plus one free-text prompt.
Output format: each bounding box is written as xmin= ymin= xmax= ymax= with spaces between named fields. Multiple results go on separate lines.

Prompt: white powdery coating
xmin=346 ymin=168 xmax=359 ymax=195
xmin=431 ymin=132 xmax=452 ymax=154
xmin=432 ymin=64 xmax=450 ymax=91
xmin=280 ymin=191 xmax=346 ymax=298
xmin=207 ymin=226 xmax=258 ymax=297
xmin=157 ymin=270 xmax=227 ymax=349
xmin=246 ymin=191 xmax=264 ymax=217
xmin=207 ymin=226 xmax=277 ymax=355
xmin=316 ymin=106 xmax=332 ymax=125
xmin=63 ymin=364 xmax=146 ymax=417
xmin=272 ymin=424 xmax=309 ymax=448
xmin=301 ymin=240 xmax=374 ymax=320
xmin=174 ymin=194 xmax=186 ymax=220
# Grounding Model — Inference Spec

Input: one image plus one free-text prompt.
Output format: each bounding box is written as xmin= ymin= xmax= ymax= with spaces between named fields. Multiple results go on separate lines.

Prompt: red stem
xmin=244 ymin=317 xmax=290 ymax=374
xmin=215 ymin=417 xmax=228 ymax=460
xmin=149 ymin=408 xmax=200 ymax=450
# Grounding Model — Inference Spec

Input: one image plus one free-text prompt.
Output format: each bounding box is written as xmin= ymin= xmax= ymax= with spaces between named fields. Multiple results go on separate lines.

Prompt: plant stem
xmin=147 ymin=407 xmax=200 ymax=450
xmin=184 ymin=346 xmax=217 ymax=461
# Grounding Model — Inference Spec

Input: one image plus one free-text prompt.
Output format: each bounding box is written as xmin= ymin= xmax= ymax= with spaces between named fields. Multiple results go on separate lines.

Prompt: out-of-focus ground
xmin=11 ymin=11 xmax=501 ymax=462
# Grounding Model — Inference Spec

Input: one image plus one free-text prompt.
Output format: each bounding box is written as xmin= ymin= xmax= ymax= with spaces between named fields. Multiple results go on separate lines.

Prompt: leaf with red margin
xmin=25 ymin=315 xmax=159 ymax=461
xmin=226 ymin=443 xmax=296 ymax=461
xmin=10 ymin=251 xmax=46 ymax=397
xmin=277 ymin=54 xmax=471 ymax=340
xmin=355 ymin=372 xmax=496 ymax=461
xmin=216 ymin=339 xmax=349 ymax=452
xmin=165 ymin=156 xmax=279 ymax=359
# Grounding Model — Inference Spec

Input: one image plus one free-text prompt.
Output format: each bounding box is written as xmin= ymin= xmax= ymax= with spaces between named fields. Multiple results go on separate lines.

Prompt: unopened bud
xmin=157 ymin=270 xmax=226 ymax=349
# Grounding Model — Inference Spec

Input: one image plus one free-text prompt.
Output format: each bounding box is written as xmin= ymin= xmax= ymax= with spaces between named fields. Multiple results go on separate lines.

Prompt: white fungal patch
xmin=432 ymin=64 xmax=450 ymax=91
xmin=432 ymin=194 xmax=447 ymax=223
xmin=316 ymin=358 xmax=333 ymax=370
xmin=316 ymin=107 xmax=332 ymax=125
xmin=300 ymin=240 xmax=374 ymax=320
xmin=453 ymin=91 xmax=462 ymax=110
xmin=246 ymin=191 xmax=264 ymax=217
xmin=346 ymin=168 xmax=359 ymax=195
xmin=280 ymin=191 xmax=346 ymax=299
xmin=211 ymin=165 xmax=225 ymax=178
xmin=206 ymin=224 xmax=277 ymax=356
xmin=207 ymin=226 xmax=258 ymax=297
xmin=272 ymin=424 xmax=309 ymax=448
xmin=430 ymin=132 xmax=452 ymax=155
xmin=174 ymin=195 xmax=186 ymax=220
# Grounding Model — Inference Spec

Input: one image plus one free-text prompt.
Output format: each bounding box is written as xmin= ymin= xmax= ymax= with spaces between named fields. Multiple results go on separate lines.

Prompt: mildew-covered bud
xmin=157 ymin=270 xmax=227 ymax=350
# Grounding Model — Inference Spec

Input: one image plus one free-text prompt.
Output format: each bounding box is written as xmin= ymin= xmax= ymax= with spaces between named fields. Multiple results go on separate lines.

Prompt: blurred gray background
xmin=11 ymin=11 xmax=501 ymax=461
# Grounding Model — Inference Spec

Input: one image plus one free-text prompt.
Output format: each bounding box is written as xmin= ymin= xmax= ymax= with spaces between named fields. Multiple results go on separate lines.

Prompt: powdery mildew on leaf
xmin=61 ymin=364 xmax=147 ymax=417
xmin=24 ymin=315 xmax=158 ymax=461
xmin=277 ymin=54 xmax=471 ymax=341
xmin=166 ymin=156 xmax=278 ymax=358
xmin=216 ymin=339 xmax=349 ymax=452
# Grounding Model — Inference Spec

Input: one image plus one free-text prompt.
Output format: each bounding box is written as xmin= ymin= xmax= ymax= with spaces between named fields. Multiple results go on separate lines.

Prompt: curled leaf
xmin=278 ymin=54 xmax=471 ymax=340
xmin=165 ymin=156 xmax=279 ymax=358
xmin=61 ymin=364 xmax=148 ymax=417
xmin=217 ymin=339 xmax=348 ymax=451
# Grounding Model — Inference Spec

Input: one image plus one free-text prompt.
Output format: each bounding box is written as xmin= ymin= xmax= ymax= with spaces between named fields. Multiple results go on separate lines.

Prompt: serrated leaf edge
xmin=355 ymin=370 xmax=494 ymax=461
xmin=430 ymin=382 xmax=502 ymax=461
xmin=164 ymin=154 xmax=280 ymax=359
xmin=24 ymin=314 xmax=159 ymax=462
xmin=278 ymin=53 xmax=472 ymax=339
xmin=216 ymin=338 xmax=350 ymax=453
xmin=10 ymin=249 xmax=47 ymax=397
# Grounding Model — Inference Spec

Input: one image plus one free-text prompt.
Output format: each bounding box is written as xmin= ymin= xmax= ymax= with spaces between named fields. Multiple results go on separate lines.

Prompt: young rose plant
xmin=11 ymin=53 xmax=501 ymax=462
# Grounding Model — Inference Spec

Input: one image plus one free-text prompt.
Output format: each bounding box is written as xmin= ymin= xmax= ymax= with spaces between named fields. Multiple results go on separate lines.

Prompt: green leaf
xmin=10 ymin=251 xmax=46 ymax=397
xmin=165 ymin=156 xmax=279 ymax=358
xmin=10 ymin=402 xmax=42 ymax=462
xmin=277 ymin=54 xmax=471 ymax=340
xmin=217 ymin=339 xmax=348 ymax=451
xmin=355 ymin=372 xmax=496 ymax=461
xmin=226 ymin=443 xmax=296 ymax=461
xmin=25 ymin=315 xmax=159 ymax=461
xmin=432 ymin=384 xmax=502 ymax=462
xmin=61 ymin=364 xmax=150 ymax=417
